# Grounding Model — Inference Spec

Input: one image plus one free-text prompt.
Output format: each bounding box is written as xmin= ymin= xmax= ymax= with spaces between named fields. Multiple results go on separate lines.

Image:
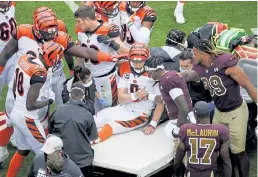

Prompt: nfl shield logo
xmin=160 ymin=86 xmax=163 ymax=90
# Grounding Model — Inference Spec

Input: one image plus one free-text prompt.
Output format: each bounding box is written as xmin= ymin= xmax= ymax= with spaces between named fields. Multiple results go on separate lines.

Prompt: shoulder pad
xmin=118 ymin=61 xmax=131 ymax=77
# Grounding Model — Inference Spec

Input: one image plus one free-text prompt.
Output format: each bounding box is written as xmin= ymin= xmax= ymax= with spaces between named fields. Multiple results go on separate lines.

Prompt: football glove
xmin=164 ymin=120 xmax=180 ymax=139
xmin=97 ymin=35 xmax=120 ymax=51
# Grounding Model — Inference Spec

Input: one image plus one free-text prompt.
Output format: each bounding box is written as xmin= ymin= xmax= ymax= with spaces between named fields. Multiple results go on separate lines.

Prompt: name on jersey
xmin=187 ymin=129 xmax=218 ymax=137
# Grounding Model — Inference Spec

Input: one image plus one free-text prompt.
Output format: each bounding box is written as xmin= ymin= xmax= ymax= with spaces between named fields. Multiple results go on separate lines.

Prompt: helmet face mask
xmin=33 ymin=12 xmax=58 ymax=41
xmin=126 ymin=1 xmax=145 ymax=13
xmin=0 ymin=1 xmax=10 ymax=13
xmin=38 ymin=27 xmax=58 ymax=41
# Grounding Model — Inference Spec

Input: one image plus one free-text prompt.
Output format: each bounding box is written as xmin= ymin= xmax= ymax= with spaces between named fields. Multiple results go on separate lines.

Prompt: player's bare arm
xmin=75 ymin=57 xmax=85 ymax=68
xmin=64 ymin=54 xmax=74 ymax=71
xmin=151 ymin=95 xmax=163 ymax=104
xmin=225 ymin=65 xmax=257 ymax=103
xmin=143 ymin=103 xmax=164 ymax=135
xmin=172 ymin=93 xmax=190 ymax=127
xmin=0 ymin=38 xmax=18 ymax=69
xmin=220 ymin=140 xmax=232 ymax=177
xmin=64 ymin=45 xmax=115 ymax=63
xmin=173 ymin=140 xmax=186 ymax=177
xmin=26 ymin=82 xmax=52 ymax=111
xmin=112 ymin=36 xmax=130 ymax=54
xmin=118 ymin=87 xmax=148 ymax=104
xmin=179 ymin=70 xmax=200 ymax=82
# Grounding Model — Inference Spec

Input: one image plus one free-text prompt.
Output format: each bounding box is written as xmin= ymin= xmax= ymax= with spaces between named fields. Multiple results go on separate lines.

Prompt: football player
xmin=33 ymin=6 xmax=74 ymax=106
xmin=174 ymin=101 xmax=231 ymax=177
xmin=0 ymin=11 xmax=118 ymax=169
xmin=86 ymin=1 xmax=125 ymax=27
xmin=150 ymin=29 xmax=187 ymax=71
xmin=74 ymin=6 xmax=128 ymax=111
xmin=93 ymin=43 xmax=164 ymax=143
xmin=0 ymin=0 xmax=16 ymax=168
xmin=144 ymin=56 xmax=196 ymax=157
xmin=120 ymin=1 xmax=157 ymax=48
xmin=180 ymin=39 xmax=257 ymax=177
xmin=7 ymin=41 xmax=64 ymax=177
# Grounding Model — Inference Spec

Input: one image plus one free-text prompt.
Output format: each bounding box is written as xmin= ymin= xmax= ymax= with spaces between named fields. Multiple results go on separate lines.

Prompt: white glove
xmin=164 ymin=120 xmax=180 ymax=140
xmin=187 ymin=111 xmax=196 ymax=124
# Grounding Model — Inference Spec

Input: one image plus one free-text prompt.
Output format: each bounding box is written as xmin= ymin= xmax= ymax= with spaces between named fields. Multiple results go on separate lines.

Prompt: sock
xmin=98 ymin=124 xmax=113 ymax=142
xmin=175 ymin=1 xmax=185 ymax=14
xmin=7 ymin=151 xmax=25 ymax=177
xmin=0 ymin=126 xmax=14 ymax=147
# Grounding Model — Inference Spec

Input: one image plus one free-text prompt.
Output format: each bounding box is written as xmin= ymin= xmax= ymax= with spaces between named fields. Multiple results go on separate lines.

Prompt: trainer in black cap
xmin=193 ymin=101 xmax=210 ymax=118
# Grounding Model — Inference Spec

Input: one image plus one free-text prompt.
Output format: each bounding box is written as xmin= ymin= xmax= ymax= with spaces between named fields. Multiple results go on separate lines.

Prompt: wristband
xmin=127 ymin=20 xmax=133 ymax=27
xmin=130 ymin=93 xmax=138 ymax=101
xmin=0 ymin=65 xmax=4 ymax=74
xmin=149 ymin=120 xmax=157 ymax=128
xmin=148 ymin=94 xmax=156 ymax=102
xmin=110 ymin=40 xmax=120 ymax=51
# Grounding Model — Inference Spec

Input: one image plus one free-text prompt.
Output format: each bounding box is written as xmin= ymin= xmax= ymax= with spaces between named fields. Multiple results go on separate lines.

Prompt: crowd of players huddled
xmin=0 ymin=1 xmax=257 ymax=177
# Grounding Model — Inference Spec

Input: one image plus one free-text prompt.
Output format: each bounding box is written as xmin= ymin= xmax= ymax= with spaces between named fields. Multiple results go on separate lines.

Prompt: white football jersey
xmin=77 ymin=22 xmax=119 ymax=77
xmin=119 ymin=5 xmax=157 ymax=48
xmin=13 ymin=55 xmax=51 ymax=120
xmin=117 ymin=61 xmax=160 ymax=115
xmin=0 ymin=2 xmax=16 ymax=52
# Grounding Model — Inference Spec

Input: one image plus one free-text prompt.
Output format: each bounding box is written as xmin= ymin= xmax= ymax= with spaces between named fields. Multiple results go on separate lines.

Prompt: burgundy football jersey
xmin=159 ymin=71 xmax=192 ymax=119
xmin=179 ymin=123 xmax=229 ymax=172
xmin=192 ymin=54 xmax=242 ymax=112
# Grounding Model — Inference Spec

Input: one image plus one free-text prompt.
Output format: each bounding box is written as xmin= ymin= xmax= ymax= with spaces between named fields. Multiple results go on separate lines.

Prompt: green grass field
xmin=0 ymin=1 xmax=257 ymax=177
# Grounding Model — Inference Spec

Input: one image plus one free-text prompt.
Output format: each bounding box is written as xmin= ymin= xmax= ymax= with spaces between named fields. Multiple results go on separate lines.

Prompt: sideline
xmin=64 ymin=1 xmax=79 ymax=13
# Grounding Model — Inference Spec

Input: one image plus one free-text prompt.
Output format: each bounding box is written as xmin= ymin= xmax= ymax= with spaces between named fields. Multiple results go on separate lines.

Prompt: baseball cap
xmin=41 ymin=135 xmax=63 ymax=154
xmin=193 ymin=101 xmax=210 ymax=118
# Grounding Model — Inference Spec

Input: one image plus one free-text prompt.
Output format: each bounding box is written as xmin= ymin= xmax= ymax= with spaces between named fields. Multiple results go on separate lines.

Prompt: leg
xmin=0 ymin=112 xmax=13 ymax=165
xmin=94 ymin=71 xmax=118 ymax=112
xmin=52 ymin=70 xmax=66 ymax=106
xmin=7 ymin=149 xmax=30 ymax=177
xmin=227 ymin=102 xmax=249 ymax=177
xmin=174 ymin=1 xmax=185 ymax=24
xmin=96 ymin=106 xmax=148 ymax=142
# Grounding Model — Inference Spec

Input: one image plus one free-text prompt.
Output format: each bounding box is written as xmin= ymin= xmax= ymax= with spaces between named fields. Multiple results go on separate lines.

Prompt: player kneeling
xmin=93 ymin=43 xmax=164 ymax=143
xmin=173 ymin=101 xmax=232 ymax=177
xmin=6 ymin=41 xmax=64 ymax=177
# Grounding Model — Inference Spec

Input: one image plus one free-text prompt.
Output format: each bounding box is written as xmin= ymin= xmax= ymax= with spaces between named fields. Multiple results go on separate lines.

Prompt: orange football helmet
xmin=128 ymin=42 xmax=150 ymax=62
xmin=33 ymin=12 xmax=58 ymax=41
xmin=93 ymin=1 xmax=121 ymax=18
xmin=33 ymin=6 xmax=56 ymax=19
xmin=40 ymin=41 xmax=64 ymax=68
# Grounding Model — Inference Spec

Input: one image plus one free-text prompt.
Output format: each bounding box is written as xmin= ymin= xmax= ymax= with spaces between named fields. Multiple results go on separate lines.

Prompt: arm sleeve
xmin=30 ymin=71 xmax=47 ymax=85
